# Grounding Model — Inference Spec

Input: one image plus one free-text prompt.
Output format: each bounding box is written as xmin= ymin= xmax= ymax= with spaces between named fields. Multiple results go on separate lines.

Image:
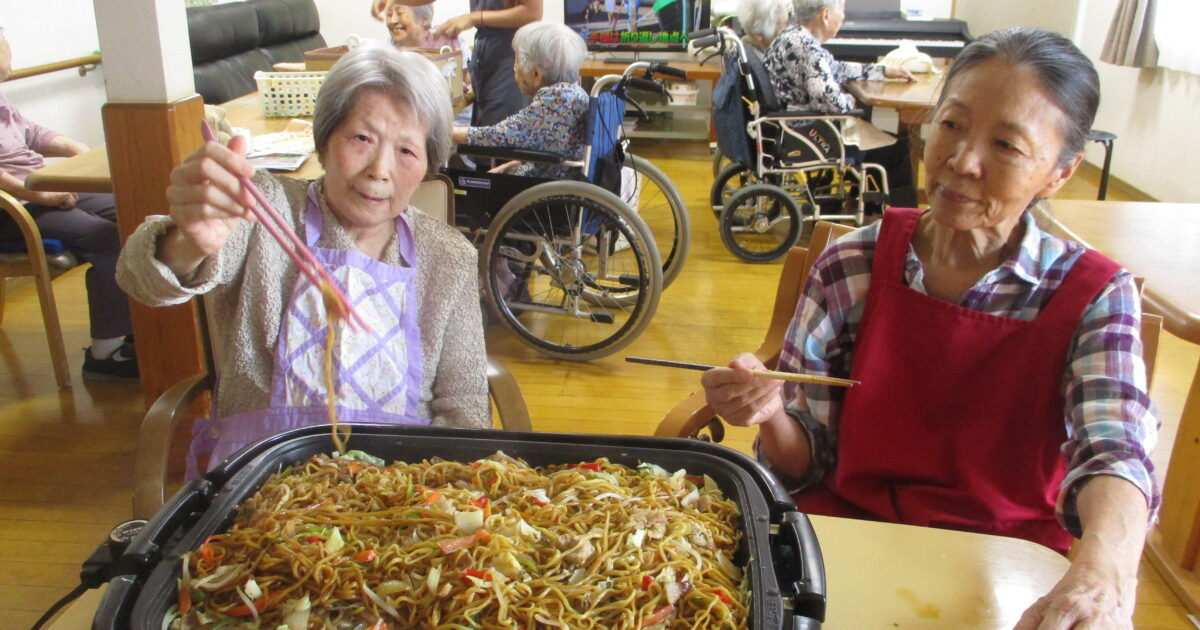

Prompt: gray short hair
xmin=512 ymin=22 xmax=587 ymax=85
xmin=313 ymin=45 xmax=452 ymax=171
xmin=791 ymin=0 xmax=836 ymax=24
xmin=739 ymin=0 xmax=791 ymax=44
xmin=410 ymin=4 xmax=434 ymax=28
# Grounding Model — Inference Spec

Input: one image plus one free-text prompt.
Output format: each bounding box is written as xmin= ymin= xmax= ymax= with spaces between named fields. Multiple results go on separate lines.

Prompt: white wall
xmin=955 ymin=0 xmax=1079 ymax=40
xmin=1074 ymin=0 xmax=1199 ymax=202
xmin=0 ymin=0 xmax=109 ymax=147
xmin=954 ymin=0 xmax=1198 ymax=202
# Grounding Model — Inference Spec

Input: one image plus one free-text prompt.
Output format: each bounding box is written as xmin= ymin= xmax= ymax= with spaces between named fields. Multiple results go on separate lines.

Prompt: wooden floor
xmin=1 ymin=141 xmax=1196 ymax=629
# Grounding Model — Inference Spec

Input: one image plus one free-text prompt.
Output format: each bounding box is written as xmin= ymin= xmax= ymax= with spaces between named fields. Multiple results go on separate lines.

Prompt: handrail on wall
xmin=9 ymin=54 xmax=102 ymax=81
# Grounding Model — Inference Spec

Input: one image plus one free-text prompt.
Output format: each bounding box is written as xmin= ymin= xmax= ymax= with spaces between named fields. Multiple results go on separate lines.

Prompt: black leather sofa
xmin=188 ymin=0 xmax=326 ymax=105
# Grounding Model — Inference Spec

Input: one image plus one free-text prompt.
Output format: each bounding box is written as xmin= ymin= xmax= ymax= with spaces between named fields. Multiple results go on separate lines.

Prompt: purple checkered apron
xmin=186 ymin=183 xmax=427 ymax=478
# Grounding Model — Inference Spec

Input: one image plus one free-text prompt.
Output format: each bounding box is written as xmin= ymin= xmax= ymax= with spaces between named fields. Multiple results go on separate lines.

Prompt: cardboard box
xmin=304 ymin=45 xmax=466 ymax=108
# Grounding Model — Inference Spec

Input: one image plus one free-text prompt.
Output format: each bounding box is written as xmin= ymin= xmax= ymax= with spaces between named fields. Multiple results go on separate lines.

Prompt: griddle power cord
xmin=29 ymin=519 xmax=147 ymax=630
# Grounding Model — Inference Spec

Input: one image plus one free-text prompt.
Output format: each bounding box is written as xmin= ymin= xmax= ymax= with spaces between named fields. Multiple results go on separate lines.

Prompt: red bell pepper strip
xmin=354 ymin=549 xmax=377 ymax=563
xmin=714 ymin=588 xmax=733 ymax=605
xmin=641 ymin=604 xmax=675 ymax=627
xmin=571 ymin=462 xmax=601 ymax=472
xmin=225 ymin=591 xmax=282 ymax=617
xmin=461 ymin=568 xmax=493 ymax=583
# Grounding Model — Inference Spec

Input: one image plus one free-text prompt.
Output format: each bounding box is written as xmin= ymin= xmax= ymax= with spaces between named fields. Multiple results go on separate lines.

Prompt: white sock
xmin=90 ymin=337 xmax=125 ymax=360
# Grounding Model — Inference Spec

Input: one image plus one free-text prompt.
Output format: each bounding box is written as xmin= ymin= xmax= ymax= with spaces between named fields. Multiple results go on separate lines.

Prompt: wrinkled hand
xmin=34 ymin=191 xmax=79 ymax=209
xmin=701 ymin=353 xmax=785 ymax=427
xmin=884 ymin=66 xmax=916 ymax=82
xmin=438 ymin=13 xmax=478 ymax=38
xmin=165 ymin=134 xmax=256 ymax=257
xmin=371 ymin=0 xmax=388 ymax=21
xmin=1013 ymin=556 xmax=1136 ymax=630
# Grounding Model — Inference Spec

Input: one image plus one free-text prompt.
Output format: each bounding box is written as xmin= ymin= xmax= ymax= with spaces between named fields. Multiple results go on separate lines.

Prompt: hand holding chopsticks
xmin=193 ymin=121 xmax=369 ymax=332
xmin=625 ymin=356 xmax=860 ymax=387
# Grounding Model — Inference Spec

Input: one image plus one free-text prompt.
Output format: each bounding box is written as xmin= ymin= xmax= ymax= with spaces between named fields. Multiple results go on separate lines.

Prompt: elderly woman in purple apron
xmin=117 ymin=46 xmax=489 ymax=477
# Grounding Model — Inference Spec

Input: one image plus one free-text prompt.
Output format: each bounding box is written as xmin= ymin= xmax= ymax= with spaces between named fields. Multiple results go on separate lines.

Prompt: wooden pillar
xmin=103 ymin=99 xmax=206 ymax=406
xmin=94 ymin=0 xmax=206 ymax=406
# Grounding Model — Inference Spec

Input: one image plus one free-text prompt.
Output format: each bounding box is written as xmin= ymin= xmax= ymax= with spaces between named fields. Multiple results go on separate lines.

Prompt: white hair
xmin=791 ymin=0 xmax=837 ymax=24
xmin=410 ymin=4 xmax=434 ymax=27
xmin=739 ymin=0 xmax=792 ymax=44
xmin=314 ymin=46 xmax=453 ymax=170
xmin=512 ymin=22 xmax=588 ymax=85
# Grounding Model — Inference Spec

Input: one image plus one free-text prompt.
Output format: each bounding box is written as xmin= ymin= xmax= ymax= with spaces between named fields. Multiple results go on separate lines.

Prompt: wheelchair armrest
xmin=455 ymin=144 xmax=566 ymax=165
xmin=132 ymin=372 xmax=213 ymax=519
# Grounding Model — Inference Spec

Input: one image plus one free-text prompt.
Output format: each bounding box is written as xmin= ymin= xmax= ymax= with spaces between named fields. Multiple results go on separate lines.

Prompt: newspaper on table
xmin=245 ymin=119 xmax=315 ymax=172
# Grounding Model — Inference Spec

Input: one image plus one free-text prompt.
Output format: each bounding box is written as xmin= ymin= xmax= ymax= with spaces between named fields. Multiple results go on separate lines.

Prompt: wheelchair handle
xmin=648 ymin=62 xmax=688 ymax=80
xmin=691 ymin=34 xmax=721 ymax=50
xmin=688 ymin=27 xmax=716 ymax=39
xmin=627 ymin=77 xmax=668 ymax=97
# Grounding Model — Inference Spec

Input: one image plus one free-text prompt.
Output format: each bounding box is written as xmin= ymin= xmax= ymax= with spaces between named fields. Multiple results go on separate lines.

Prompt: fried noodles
xmin=170 ymin=452 xmax=748 ymax=629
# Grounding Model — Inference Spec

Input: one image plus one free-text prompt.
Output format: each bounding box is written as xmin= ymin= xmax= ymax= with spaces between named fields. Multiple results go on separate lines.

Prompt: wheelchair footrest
xmin=589 ymin=311 xmax=615 ymax=324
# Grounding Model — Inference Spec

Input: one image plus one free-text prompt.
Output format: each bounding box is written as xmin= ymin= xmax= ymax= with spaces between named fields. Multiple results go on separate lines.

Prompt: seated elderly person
xmin=383 ymin=0 xmax=458 ymax=49
xmin=737 ymin=0 xmax=791 ymax=54
xmin=451 ymin=21 xmax=588 ymax=179
xmin=117 ymin=47 xmax=488 ymax=477
xmin=765 ymin=0 xmax=916 ymax=204
xmin=703 ymin=27 xmax=1157 ymax=627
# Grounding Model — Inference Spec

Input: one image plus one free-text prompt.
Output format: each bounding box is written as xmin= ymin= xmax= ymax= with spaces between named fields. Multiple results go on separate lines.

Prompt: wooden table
xmin=1039 ymin=199 xmax=1200 ymax=616
xmin=846 ymin=72 xmax=943 ymax=199
xmin=24 ymin=91 xmax=337 ymax=194
xmin=45 ymin=514 xmax=1067 ymax=629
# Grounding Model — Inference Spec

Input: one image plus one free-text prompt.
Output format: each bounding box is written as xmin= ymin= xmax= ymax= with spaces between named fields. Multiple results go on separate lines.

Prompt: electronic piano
xmin=826 ymin=18 xmax=972 ymax=63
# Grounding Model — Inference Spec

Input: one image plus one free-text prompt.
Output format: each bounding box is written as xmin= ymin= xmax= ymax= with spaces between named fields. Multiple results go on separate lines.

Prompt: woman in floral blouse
xmin=764 ymin=0 xmax=917 ymax=204
xmin=452 ymin=21 xmax=589 ymax=179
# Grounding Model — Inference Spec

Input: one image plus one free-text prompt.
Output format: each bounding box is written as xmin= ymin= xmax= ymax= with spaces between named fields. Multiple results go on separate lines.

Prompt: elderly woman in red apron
xmin=702 ymin=27 xmax=1157 ymax=629
xmin=118 ymin=46 xmax=489 ymax=477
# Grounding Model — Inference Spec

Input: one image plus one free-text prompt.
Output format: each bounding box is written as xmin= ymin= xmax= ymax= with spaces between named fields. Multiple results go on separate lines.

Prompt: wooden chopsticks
xmin=199 ymin=121 xmax=368 ymax=332
xmin=624 ymin=356 xmax=860 ymax=387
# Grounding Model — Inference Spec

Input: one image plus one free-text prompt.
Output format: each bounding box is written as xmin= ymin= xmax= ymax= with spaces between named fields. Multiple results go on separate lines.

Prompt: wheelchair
xmin=446 ymin=62 xmax=691 ymax=360
xmin=694 ymin=27 xmax=890 ymax=263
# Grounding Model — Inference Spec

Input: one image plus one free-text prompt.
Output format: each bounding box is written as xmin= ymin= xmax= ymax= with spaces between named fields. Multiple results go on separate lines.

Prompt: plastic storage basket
xmin=254 ymin=70 xmax=327 ymax=118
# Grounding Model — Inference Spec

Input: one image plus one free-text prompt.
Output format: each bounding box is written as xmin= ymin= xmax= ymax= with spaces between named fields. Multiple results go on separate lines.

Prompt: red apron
xmin=792 ymin=208 xmax=1120 ymax=553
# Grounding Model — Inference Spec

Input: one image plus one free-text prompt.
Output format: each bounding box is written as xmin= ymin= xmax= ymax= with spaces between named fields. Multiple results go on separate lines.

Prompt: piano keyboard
xmin=827 ymin=37 xmax=966 ymax=49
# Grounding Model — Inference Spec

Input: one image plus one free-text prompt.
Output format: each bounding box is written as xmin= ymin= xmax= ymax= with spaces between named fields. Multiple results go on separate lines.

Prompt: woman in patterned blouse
xmin=764 ymin=0 xmax=916 ymax=203
xmin=703 ymin=27 xmax=1157 ymax=628
xmin=452 ymin=22 xmax=589 ymax=179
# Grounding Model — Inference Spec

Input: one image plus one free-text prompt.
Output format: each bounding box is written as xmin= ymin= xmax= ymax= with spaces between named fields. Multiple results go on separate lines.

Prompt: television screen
xmin=563 ymin=0 xmax=709 ymax=51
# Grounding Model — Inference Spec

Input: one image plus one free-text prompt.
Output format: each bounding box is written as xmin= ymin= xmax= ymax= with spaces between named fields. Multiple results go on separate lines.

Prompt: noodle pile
xmin=169 ymin=452 xmax=748 ymax=629
xmin=320 ymin=284 xmax=350 ymax=454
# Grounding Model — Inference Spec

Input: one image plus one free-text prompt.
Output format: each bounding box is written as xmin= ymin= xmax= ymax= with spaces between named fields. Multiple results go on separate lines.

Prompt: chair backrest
xmin=410 ymin=175 xmax=456 ymax=226
xmin=743 ymin=44 xmax=782 ymax=114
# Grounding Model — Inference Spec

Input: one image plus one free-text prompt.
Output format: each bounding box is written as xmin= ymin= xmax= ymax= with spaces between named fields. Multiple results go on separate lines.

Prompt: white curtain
xmin=1154 ymin=0 xmax=1200 ymax=75
xmin=1100 ymin=0 xmax=1158 ymax=68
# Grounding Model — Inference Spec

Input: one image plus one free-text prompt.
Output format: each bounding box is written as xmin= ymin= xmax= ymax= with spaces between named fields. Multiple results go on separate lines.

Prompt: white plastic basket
xmin=666 ymin=80 xmax=699 ymax=107
xmin=254 ymin=71 xmax=328 ymax=118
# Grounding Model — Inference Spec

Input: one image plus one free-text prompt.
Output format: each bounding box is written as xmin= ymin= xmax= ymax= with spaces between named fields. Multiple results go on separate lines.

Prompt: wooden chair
xmin=132 ymin=176 xmax=532 ymax=518
xmin=655 ymin=221 xmax=854 ymax=441
xmin=654 ymin=220 xmax=1164 ymax=441
xmin=0 ymin=189 xmax=72 ymax=389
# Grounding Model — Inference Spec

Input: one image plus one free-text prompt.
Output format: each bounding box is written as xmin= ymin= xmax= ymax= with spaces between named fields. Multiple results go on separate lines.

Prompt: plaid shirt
xmin=770 ymin=211 xmax=1160 ymax=536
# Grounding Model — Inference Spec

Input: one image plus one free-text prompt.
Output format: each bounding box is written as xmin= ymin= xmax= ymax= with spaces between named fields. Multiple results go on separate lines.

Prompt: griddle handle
xmin=92 ymin=574 xmax=138 ymax=630
xmin=776 ymin=511 xmax=827 ymax=623
xmin=121 ymin=478 xmax=212 ymax=574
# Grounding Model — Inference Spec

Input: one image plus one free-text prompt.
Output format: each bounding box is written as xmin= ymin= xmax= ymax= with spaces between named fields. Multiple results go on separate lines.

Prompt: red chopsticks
xmin=199 ymin=121 xmax=369 ymax=332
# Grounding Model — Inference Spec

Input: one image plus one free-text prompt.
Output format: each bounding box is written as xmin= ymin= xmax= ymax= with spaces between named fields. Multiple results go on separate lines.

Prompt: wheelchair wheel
xmin=719 ymin=183 xmax=804 ymax=263
xmin=621 ymin=154 xmax=691 ymax=289
xmin=711 ymin=146 xmax=732 ymax=178
xmin=481 ymin=181 xmax=662 ymax=361
xmin=710 ymin=162 xmax=753 ymax=219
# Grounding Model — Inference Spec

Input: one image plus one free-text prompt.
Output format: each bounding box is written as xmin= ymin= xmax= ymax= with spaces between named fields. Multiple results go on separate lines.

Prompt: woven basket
xmin=254 ymin=71 xmax=327 ymax=118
